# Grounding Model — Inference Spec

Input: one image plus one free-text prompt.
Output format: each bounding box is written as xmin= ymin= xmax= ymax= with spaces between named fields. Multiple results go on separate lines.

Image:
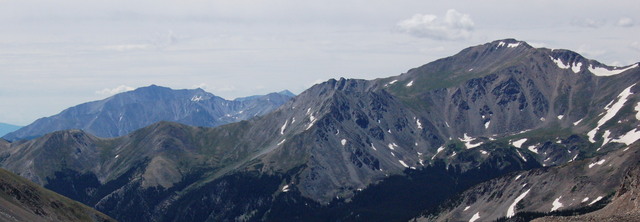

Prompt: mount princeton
xmin=0 ymin=39 xmax=639 ymax=222
xmin=3 ymin=86 xmax=294 ymax=141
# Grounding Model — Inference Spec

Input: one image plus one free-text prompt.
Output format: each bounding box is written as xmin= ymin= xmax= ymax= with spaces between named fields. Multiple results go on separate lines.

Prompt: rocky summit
xmin=0 ymin=39 xmax=639 ymax=222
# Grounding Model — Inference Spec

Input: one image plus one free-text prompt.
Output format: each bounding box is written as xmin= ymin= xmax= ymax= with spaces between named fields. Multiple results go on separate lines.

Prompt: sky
xmin=1 ymin=0 xmax=639 ymax=125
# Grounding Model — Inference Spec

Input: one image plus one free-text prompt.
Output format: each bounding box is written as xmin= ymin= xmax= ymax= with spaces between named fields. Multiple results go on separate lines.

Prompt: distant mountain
xmin=0 ymin=166 xmax=115 ymax=222
xmin=3 ymin=85 xmax=294 ymax=141
xmin=0 ymin=123 xmax=21 ymax=137
xmin=1 ymin=39 xmax=639 ymax=222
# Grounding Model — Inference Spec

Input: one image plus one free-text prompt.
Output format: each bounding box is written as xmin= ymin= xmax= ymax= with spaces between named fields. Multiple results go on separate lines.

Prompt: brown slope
xmin=533 ymin=160 xmax=640 ymax=222
xmin=0 ymin=168 xmax=115 ymax=222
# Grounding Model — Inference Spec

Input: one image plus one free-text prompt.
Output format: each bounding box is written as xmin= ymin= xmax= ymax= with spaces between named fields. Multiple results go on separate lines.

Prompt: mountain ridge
xmin=3 ymin=85 xmax=294 ymax=141
xmin=0 ymin=38 xmax=638 ymax=221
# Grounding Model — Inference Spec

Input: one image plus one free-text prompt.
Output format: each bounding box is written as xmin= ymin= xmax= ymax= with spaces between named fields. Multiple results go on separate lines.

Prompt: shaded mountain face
xmin=0 ymin=39 xmax=639 ymax=222
xmin=3 ymin=85 xmax=294 ymax=141
xmin=0 ymin=168 xmax=115 ymax=222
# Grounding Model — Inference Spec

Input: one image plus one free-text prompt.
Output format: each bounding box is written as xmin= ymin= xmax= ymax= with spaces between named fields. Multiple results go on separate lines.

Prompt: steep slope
xmin=0 ymin=168 xmax=115 ymax=222
xmin=3 ymin=85 xmax=293 ymax=141
xmin=0 ymin=123 xmax=21 ymax=138
xmin=415 ymin=142 xmax=640 ymax=222
xmin=533 ymin=160 xmax=640 ymax=222
xmin=380 ymin=39 xmax=640 ymax=166
xmin=1 ymin=39 xmax=639 ymax=222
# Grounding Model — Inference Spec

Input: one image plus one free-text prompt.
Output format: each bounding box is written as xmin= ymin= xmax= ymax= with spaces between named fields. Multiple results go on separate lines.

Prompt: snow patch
xmin=516 ymin=150 xmax=527 ymax=162
xmin=388 ymin=80 xmax=398 ymax=85
xmin=507 ymin=43 xmax=520 ymax=48
xmin=416 ymin=119 xmax=423 ymax=129
xmin=527 ymin=145 xmax=539 ymax=154
xmin=587 ymin=84 xmax=636 ymax=143
xmin=498 ymin=41 xmax=506 ymax=47
xmin=190 ymin=95 xmax=204 ymax=102
xmin=582 ymin=197 xmax=589 ymax=203
xmin=612 ymin=129 xmax=640 ymax=145
xmin=636 ymin=102 xmax=640 ymax=120
xmin=550 ymin=56 xmax=570 ymax=69
xmin=507 ymin=189 xmax=531 ymax=218
xmin=370 ymin=143 xmax=377 ymax=151
xmin=551 ymin=196 xmax=564 ymax=212
xmin=306 ymin=113 xmax=317 ymax=130
xmin=460 ymin=133 xmax=483 ymax=149
xmin=573 ymin=118 xmax=584 ymax=126
xmin=570 ymin=154 xmax=579 ymax=162
xmin=557 ymin=115 xmax=564 ymax=120
xmin=406 ymin=80 xmax=414 ymax=87
xmin=388 ymin=143 xmax=398 ymax=150
xmin=480 ymin=150 xmax=488 ymax=155
xmin=280 ymin=120 xmax=288 ymax=134
xmin=588 ymin=63 xmax=638 ymax=76
xmin=588 ymin=159 xmax=606 ymax=168
xmin=571 ymin=62 xmax=582 ymax=73
xmin=601 ymin=130 xmax=612 ymax=146
xmin=514 ymin=175 xmax=522 ymax=181
xmin=469 ymin=212 xmax=481 ymax=222
xmin=432 ymin=146 xmax=445 ymax=160
xmin=115 ymin=155 xmax=119 ymax=159
xmin=277 ymin=139 xmax=286 ymax=146
xmin=463 ymin=206 xmax=470 ymax=211
xmin=341 ymin=139 xmax=347 ymax=146
xmin=282 ymin=185 xmax=290 ymax=192
xmin=589 ymin=196 xmax=603 ymax=205
xmin=511 ymin=138 xmax=527 ymax=148
xmin=399 ymin=160 xmax=409 ymax=168
xmin=484 ymin=121 xmax=490 ymax=129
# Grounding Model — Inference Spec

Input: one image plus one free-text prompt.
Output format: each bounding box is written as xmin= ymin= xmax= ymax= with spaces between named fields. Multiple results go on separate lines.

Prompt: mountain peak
xmin=487 ymin=38 xmax=532 ymax=49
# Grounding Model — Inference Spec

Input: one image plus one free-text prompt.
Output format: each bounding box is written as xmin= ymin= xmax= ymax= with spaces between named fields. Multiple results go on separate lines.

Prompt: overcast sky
xmin=1 ymin=0 xmax=639 ymax=125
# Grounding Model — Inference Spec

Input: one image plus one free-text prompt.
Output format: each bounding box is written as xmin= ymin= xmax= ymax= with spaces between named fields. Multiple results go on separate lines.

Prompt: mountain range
xmin=3 ymin=86 xmax=294 ymax=141
xmin=0 ymin=123 xmax=21 ymax=138
xmin=0 ymin=38 xmax=639 ymax=221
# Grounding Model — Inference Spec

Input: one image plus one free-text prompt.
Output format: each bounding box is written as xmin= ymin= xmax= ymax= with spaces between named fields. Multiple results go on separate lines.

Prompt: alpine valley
xmin=1 ymin=39 xmax=639 ymax=222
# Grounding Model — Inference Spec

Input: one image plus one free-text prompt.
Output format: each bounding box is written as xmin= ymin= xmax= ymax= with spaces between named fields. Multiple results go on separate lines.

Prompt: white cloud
xmin=192 ymin=83 xmax=208 ymax=90
xmin=617 ymin=17 xmax=634 ymax=27
xmin=631 ymin=42 xmax=640 ymax=51
xmin=577 ymin=44 xmax=606 ymax=57
xmin=571 ymin=18 xmax=605 ymax=28
xmin=102 ymin=44 xmax=152 ymax=52
xmin=96 ymin=85 xmax=135 ymax=95
xmin=397 ymin=9 xmax=474 ymax=41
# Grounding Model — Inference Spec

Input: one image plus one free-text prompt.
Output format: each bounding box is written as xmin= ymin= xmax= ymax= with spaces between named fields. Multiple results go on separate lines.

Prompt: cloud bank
xmin=96 ymin=85 xmax=135 ymax=96
xmin=397 ymin=9 xmax=474 ymax=40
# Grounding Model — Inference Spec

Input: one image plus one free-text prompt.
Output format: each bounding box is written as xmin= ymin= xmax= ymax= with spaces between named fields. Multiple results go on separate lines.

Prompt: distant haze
xmin=0 ymin=0 xmax=638 ymax=125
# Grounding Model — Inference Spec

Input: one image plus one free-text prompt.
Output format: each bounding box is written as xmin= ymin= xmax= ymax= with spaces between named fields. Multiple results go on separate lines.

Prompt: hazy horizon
xmin=1 ymin=0 xmax=639 ymax=125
